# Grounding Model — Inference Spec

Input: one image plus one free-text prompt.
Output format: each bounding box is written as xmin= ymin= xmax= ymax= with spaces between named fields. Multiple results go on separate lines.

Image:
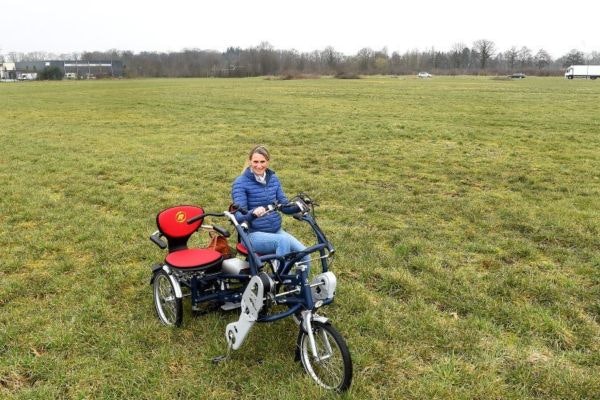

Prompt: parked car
xmin=18 ymin=73 xmax=37 ymax=81
xmin=509 ymin=73 xmax=526 ymax=79
xmin=418 ymin=72 xmax=432 ymax=78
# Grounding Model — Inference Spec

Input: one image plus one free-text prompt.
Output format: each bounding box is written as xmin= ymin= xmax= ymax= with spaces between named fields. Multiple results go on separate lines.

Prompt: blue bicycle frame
xmin=227 ymin=210 xmax=336 ymax=323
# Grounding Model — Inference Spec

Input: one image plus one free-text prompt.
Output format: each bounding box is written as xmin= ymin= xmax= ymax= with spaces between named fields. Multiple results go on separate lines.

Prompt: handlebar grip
xmin=150 ymin=233 xmax=167 ymax=249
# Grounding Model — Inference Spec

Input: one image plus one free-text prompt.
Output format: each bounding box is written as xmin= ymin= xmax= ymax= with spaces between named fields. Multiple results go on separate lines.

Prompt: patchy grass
xmin=0 ymin=77 xmax=599 ymax=399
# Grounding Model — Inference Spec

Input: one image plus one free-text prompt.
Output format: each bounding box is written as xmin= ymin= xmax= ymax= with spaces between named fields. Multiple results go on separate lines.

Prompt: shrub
xmin=39 ymin=66 xmax=64 ymax=80
xmin=334 ymin=72 xmax=361 ymax=79
xmin=275 ymin=72 xmax=320 ymax=80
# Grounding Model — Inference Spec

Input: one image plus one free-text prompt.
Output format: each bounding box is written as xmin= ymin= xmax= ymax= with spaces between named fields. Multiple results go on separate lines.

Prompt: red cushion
xmin=166 ymin=248 xmax=222 ymax=269
xmin=236 ymin=243 xmax=262 ymax=257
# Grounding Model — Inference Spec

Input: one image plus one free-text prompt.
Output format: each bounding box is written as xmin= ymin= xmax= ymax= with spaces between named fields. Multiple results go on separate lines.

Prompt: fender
xmin=294 ymin=311 xmax=330 ymax=361
xmin=150 ymin=264 xmax=183 ymax=299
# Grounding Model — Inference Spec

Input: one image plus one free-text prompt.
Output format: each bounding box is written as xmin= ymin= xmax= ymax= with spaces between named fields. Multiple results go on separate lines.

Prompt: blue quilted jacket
xmin=231 ymin=168 xmax=289 ymax=233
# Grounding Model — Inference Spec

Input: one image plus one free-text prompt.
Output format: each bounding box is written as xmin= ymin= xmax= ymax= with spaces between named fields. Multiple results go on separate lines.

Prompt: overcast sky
xmin=1 ymin=0 xmax=598 ymax=58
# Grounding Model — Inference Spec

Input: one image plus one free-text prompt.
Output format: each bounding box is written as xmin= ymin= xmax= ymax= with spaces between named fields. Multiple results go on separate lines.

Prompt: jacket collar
xmin=244 ymin=167 xmax=273 ymax=184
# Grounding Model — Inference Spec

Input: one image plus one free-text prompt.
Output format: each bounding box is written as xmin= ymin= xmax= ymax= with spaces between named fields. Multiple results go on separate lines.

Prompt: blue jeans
xmin=248 ymin=229 xmax=310 ymax=267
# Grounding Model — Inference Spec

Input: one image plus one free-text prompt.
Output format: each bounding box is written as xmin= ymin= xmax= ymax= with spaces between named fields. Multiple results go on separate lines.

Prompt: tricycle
xmin=149 ymin=194 xmax=352 ymax=392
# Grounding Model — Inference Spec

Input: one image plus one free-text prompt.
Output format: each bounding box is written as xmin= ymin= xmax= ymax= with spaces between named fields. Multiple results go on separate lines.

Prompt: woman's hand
xmin=252 ymin=206 xmax=267 ymax=217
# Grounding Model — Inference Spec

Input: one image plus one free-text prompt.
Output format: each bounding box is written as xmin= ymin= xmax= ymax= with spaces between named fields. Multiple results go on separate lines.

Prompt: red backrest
xmin=157 ymin=205 xmax=204 ymax=239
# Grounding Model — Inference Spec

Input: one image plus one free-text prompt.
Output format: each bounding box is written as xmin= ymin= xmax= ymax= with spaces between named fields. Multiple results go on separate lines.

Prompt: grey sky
xmin=1 ymin=0 xmax=598 ymax=58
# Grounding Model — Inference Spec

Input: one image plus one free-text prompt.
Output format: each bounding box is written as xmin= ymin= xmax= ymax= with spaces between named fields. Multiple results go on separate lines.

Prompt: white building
xmin=0 ymin=63 xmax=17 ymax=80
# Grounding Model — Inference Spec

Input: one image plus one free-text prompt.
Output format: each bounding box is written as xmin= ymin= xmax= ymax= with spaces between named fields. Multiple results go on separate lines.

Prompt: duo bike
xmin=149 ymin=194 xmax=352 ymax=392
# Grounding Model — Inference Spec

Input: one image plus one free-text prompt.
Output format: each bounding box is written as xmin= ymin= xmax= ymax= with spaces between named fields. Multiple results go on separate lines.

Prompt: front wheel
xmin=297 ymin=321 xmax=352 ymax=392
xmin=153 ymin=270 xmax=183 ymax=326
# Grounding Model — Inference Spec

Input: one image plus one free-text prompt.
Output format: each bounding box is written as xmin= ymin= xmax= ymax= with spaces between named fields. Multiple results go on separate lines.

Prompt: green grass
xmin=1 ymin=76 xmax=599 ymax=399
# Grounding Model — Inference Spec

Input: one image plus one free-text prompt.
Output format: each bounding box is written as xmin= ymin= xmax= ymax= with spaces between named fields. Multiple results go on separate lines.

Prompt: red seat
xmin=236 ymin=242 xmax=265 ymax=263
xmin=236 ymin=242 xmax=249 ymax=255
xmin=166 ymin=248 xmax=223 ymax=270
xmin=156 ymin=205 xmax=223 ymax=271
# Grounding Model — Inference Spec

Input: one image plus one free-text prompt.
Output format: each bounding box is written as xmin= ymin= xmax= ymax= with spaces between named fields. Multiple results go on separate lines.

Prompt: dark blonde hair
xmin=248 ymin=145 xmax=270 ymax=161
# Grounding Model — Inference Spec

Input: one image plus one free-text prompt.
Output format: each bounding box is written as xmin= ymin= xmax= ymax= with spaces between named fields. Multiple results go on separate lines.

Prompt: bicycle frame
xmin=224 ymin=210 xmax=336 ymax=323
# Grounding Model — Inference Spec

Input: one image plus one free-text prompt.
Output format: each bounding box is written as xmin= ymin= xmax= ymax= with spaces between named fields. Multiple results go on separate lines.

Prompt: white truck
xmin=564 ymin=65 xmax=600 ymax=80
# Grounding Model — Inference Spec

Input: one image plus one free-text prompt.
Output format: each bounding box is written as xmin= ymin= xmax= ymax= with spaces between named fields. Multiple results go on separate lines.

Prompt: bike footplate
xmin=224 ymin=273 xmax=270 ymax=350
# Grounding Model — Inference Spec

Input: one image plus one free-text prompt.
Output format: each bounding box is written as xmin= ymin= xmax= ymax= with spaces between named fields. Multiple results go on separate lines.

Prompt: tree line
xmin=3 ymin=40 xmax=599 ymax=78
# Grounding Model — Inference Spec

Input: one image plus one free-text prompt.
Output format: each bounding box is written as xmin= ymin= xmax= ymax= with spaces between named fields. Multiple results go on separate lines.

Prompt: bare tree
xmin=321 ymin=46 xmax=343 ymax=73
xmin=7 ymin=41 xmax=591 ymax=78
xmin=257 ymin=41 xmax=278 ymax=75
xmin=561 ymin=49 xmax=585 ymax=67
xmin=473 ymin=39 xmax=496 ymax=70
xmin=356 ymin=47 xmax=374 ymax=73
xmin=534 ymin=49 xmax=552 ymax=71
xmin=450 ymin=42 xmax=467 ymax=70
xmin=279 ymin=49 xmax=300 ymax=74
xmin=517 ymin=46 xmax=533 ymax=70
xmin=390 ymin=51 xmax=402 ymax=74
xmin=504 ymin=47 xmax=519 ymax=71
xmin=373 ymin=47 xmax=389 ymax=74
xmin=7 ymin=52 xmax=21 ymax=62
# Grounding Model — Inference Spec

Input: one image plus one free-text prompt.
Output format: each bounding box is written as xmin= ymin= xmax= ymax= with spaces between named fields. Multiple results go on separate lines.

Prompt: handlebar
xmin=186 ymin=211 xmax=225 ymax=224
xmin=153 ymin=194 xmax=330 ymax=266
xmin=185 ymin=194 xmax=316 ymax=229
xmin=253 ymin=197 xmax=312 ymax=219
xmin=186 ymin=211 xmax=231 ymax=237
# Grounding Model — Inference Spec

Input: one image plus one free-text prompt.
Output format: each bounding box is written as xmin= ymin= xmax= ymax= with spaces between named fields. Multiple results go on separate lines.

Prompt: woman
xmin=231 ymin=145 xmax=308 ymax=265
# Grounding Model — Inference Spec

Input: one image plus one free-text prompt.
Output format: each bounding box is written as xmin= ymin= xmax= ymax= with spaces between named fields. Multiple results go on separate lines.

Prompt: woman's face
xmin=250 ymin=153 xmax=269 ymax=176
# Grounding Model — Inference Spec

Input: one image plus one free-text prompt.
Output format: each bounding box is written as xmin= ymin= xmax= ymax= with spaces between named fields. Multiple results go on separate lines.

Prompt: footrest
xmin=221 ymin=302 xmax=241 ymax=311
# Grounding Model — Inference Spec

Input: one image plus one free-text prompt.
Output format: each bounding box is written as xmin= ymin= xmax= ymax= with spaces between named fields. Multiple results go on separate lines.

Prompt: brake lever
xmin=212 ymin=224 xmax=231 ymax=238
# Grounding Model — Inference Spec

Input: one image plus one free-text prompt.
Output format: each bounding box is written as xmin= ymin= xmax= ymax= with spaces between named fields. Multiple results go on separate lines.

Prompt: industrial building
xmin=0 ymin=60 xmax=123 ymax=80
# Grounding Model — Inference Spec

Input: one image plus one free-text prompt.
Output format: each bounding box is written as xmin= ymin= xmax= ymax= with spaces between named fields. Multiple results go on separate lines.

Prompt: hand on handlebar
xmin=252 ymin=206 xmax=268 ymax=218
xmin=253 ymin=205 xmax=275 ymax=217
xmin=252 ymin=201 xmax=283 ymax=218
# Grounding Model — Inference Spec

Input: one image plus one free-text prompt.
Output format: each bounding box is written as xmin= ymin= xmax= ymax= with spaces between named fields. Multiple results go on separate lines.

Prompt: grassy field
xmin=1 ymin=76 xmax=599 ymax=399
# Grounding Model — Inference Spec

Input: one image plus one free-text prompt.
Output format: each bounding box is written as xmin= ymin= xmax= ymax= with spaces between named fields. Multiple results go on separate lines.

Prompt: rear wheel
xmin=153 ymin=270 xmax=183 ymax=326
xmin=297 ymin=321 xmax=352 ymax=392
